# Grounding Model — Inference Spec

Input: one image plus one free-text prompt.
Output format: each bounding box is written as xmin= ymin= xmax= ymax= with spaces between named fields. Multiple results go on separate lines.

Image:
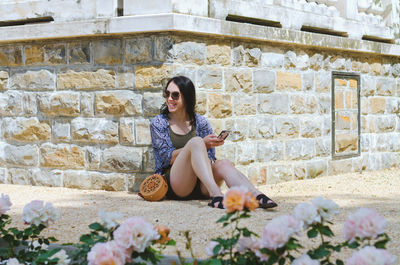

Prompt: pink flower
xmin=0 ymin=193 xmax=12 ymax=215
xmin=292 ymin=254 xmax=320 ymax=265
xmin=261 ymin=215 xmax=302 ymax=250
xmin=346 ymin=246 xmax=396 ymax=265
xmin=87 ymin=241 xmax=126 ymax=265
xmin=293 ymin=203 xmax=321 ymax=228
xmin=22 ymin=200 xmax=59 ymax=226
xmin=236 ymin=237 xmax=258 ymax=254
xmin=113 ymin=217 xmax=159 ymax=253
xmin=205 ymin=241 xmax=221 ymax=256
xmin=343 ymin=208 xmax=386 ymax=242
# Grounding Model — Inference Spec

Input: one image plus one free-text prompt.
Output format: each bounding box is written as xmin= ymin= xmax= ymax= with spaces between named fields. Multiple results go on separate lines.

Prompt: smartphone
xmin=217 ymin=130 xmax=230 ymax=140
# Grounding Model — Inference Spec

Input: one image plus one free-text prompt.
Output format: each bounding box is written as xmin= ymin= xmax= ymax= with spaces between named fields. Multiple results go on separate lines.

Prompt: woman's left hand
xmin=203 ymin=134 xmax=224 ymax=149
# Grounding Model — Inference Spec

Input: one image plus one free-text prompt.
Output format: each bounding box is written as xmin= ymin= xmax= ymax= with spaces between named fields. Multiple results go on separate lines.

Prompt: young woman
xmin=150 ymin=76 xmax=277 ymax=209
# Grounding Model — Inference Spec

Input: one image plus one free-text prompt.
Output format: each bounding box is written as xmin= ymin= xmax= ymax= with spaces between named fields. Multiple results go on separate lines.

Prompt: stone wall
xmin=0 ymin=33 xmax=399 ymax=191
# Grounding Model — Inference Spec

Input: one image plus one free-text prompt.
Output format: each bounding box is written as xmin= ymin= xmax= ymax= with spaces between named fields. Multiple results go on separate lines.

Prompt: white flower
xmin=5 ymin=258 xmax=23 ymax=265
xmin=0 ymin=193 xmax=12 ymax=215
xmin=346 ymin=246 xmax=396 ymax=265
xmin=205 ymin=241 xmax=221 ymax=256
xmin=98 ymin=209 xmax=123 ymax=229
xmin=22 ymin=200 xmax=59 ymax=226
xmin=236 ymin=237 xmax=258 ymax=254
xmin=293 ymin=203 xmax=321 ymax=228
xmin=292 ymin=254 xmax=320 ymax=265
xmin=32 ymin=240 xmax=49 ymax=250
xmin=261 ymin=215 xmax=302 ymax=250
xmin=311 ymin=197 xmax=339 ymax=220
xmin=50 ymin=249 xmax=71 ymax=265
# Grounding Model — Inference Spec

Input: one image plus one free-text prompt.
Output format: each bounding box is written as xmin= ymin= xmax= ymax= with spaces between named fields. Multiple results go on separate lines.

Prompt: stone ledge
xmin=0 ymin=14 xmax=400 ymax=57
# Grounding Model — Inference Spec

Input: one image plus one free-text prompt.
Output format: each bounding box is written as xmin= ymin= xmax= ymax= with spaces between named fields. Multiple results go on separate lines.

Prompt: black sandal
xmin=208 ymin=196 xmax=224 ymax=209
xmin=256 ymin=194 xmax=278 ymax=209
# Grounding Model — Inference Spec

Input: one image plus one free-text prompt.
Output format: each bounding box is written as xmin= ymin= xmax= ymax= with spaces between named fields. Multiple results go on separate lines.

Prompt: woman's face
xmin=164 ymin=81 xmax=185 ymax=114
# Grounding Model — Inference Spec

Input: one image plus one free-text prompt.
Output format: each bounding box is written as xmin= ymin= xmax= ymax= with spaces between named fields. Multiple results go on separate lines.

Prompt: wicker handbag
xmin=139 ymin=174 xmax=168 ymax=201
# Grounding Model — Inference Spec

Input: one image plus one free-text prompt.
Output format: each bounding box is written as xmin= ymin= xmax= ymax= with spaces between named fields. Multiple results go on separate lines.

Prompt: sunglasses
xmin=163 ymin=90 xmax=180 ymax=100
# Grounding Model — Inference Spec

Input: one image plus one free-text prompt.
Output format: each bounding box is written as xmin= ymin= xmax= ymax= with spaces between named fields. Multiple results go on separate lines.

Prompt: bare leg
xmin=170 ymin=137 xmax=223 ymax=198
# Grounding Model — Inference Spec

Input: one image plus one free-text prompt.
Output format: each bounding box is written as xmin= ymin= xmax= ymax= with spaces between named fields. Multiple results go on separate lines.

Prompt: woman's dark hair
xmin=160 ymin=76 xmax=196 ymax=125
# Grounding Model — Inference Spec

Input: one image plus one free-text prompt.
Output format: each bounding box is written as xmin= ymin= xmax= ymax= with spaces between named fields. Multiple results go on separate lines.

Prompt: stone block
xmin=330 ymin=58 xmax=347 ymax=71
xmin=135 ymin=118 xmax=151 ymax=145
xmin=225 ymin=69 xmax=252 ymax=93
xmin=225 ymin=118 xmax=248 ymax=142
xmin=352 ymin=154 xmax=369 ymax=172
xmin=284 ymin=51 xmax=309 ymax=70
xmin=345 ymin=90 xmax=357 ymax=109
xmin=392 ymin=64 xmax=400 ymax=77
xmin=328 ymin=159 xmax=352 ymax=175
xmin=135 ymin=65 xmax=174 ymax=90
xmin=369 ymin=97 xmax=386 ymax=114
xmin=261 ymin=52 xmax=284 ymax=68
xmin=63 ymin=170 xmax=91 ymax=189
xmin=300 ymin=117 xmax=322 ymax=138
xmin=93 ymin=39 xmax=122 ymax=65
xmin=90 ymin=172 xmax=127 ymax=191
xmin=276 ymin=72 xmax=302 ymax=91
xmin=335 ymin=134 xmax=358 ymax=153
xmin=31 ymin=168 xmax=63 ymax=187
xmin=3 ymin=117 xmax=50 ymax=142
xmin=376 ymin=78 xmax=395 ymax=96
xmin=366 ymin=154 xmax=382 ymax=171
xmin=4 ymin=144 xmax=38 ymax=167
xmin=275 ymin=117 xmax=299 ymax=138
xmin=245 ymin=48 xmax=261 ymax=67
xmin=335 ymin=112 xmax=351 ymax=130
xmin=360 ymin=134 xmax=371 ymax=152
xmin=10 ymin=70 xmax=55 ymax=90
xmin=258 ymin=94 xmax=289 ymax=114
xmin=68 ymin=42 xmax=90 ymax=64
xmin=38 ymin=92 xmax=80 ymax=117
xmin=285 ymin=139 xmax=315 ymax=160
xmin=40 ymin=143 xmax=85 ymax=169
xmin=23 ymin=92 xmax=37 ymax=115
xmin=215 ymin=143 xmax=236 ymax=163
xmin=302 ymin=72 xmax=314 ymax=91
xmin=206 ymin=44 xmax=230 ymax=66
xmin=256 ymin=141 xmax=283 ymax=162
xmin=208 ymin=119 xmax=223 ymax=136
xmin=57 ymin=70 xmax=116 ymax=90
xmin=71 ymin=118 xmax=118 ymax=144
xmin=0 ymin=91 xmax=23 ymax=116
xmin=154 ymin=36 xmax=174 ymax=62
xmin=310 ymin=54 xmax=324 ymax=70
xmin=249 ymin=117 xmax=274 ymax=140
xmin=125 ymin=37 xmax=153 ymax=64
xmin=44 ymin=44 xmax=66 ymax=64
xmin=0 ymin=168 xmax=8 ymax=184
xmin=315 ymin=71 xmax=330 ymax=93
xmin=322 ymin=116 xmax=331 ymax=135
xmin=127 ymin=174 xmax=147 ymax=193
xmin=371 ymin=116 xmax=396 ymax=133
xmin=293 ymin=164 xmax=306 ymax=180
xmin=197 ymin=67 xmax=222 ymax=90
xmin=231 ymin=45 xmax=245 ymax=66
xmin=317 ymin=95 xmax=331 ymax=114
xmin=335 ymin=90 xmax=344 ymax=110
xmin=306 ymin=160 xmax=327 ymax=178
xmin=290 ymin=95 xmax=317 ymax=114
xmin=361 ymin=75 xmax=376 ymax=96
xmin=0 ymin=46 xmax=23 ymax=66
xmin=101 ymin=146 xmax=142 ymax=172
xmin=267 ymin=164 xmax=293 ymax=184
xmin=25 ymin=45 xmax=44 ymax=65
xmin=248 ymin=166 xmax=267 ymax=185
xmin=86 ymin=146 xmax=101 ymax=170
xmin=370 ymin=63 xmax=382 ymax=75
xmin=195 ymin=92 xmax=207 ymax=115
xmin=169 ymin=41 xmax=206 ymax=64
xmin=116 ymin=67 xmax=134 ymax=89
xmin=53 ymin=120 xmax=71 ymax=143
xmin=142 ymin=147 xmax=155 ymax=172
xmin=381 ymin=153 xmax=400 ymax=169
xmin=208 ymin=94 xmax=232 ymax=118
xmin=397 ymin=78 xmax=400 ymax=96
xmin=234 ymin=94 xmax=256 ymax=116
xmin=387 ymin=98 xmax=400 ymax=114
xmin=120 ymin=118 xmax=135 ymax=146
xmin=315 ymin=137 xmax=331 ymax=157
xmin=253 ymin=70 xmax=275 ymax=93
xmin=0 ymin=71 xmax=8 ymax=90
xmin=236 ymin=142 xmax=256 ymax=165
xmin=80 ymin=93 xmax=94 ymax=116
xmin=173 ymin=65 xmax=197 ymax=83
xmin=389 ymin=133 xmax=400 ymax=151
xmin=8 ymin=168 xmax=33 ymax=185
xmin=143 ymin=92 xmax=164 ymax=117
xmin=95 ymin=91 xmax=142 ymax=116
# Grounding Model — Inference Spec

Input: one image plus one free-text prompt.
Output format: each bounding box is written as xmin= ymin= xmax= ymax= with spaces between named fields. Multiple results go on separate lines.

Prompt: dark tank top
xmin=169 ymin=125 xmax=196 ymax=149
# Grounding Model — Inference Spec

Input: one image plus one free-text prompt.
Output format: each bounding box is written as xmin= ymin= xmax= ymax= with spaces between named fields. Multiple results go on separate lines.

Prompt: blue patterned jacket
xmin=150 ymin=113 xmax=216 ymax=174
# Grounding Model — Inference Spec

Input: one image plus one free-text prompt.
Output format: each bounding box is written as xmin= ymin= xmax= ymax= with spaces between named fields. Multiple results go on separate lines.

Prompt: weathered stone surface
xmin=323 ymin=116 xmax=331 ymax=135
xmin=169 ymin=42 xmax=206 ymax=64
xmin=0 ymin=46 xmax=23 ymax=66
xmin=231 ymin=45 xmax=245 ymax=66
xmin=361 ymin=76 xmax=376 ymax=96
xmin=0 ymin=91 xmax=23 ymax=116
xmin=31 ymin=168 xmax=63 ymax=187
xmin=315 ymin=71 xmax=330 ymax=92
xmin=275 ymin=117 xmax=299 ymax=138
xmin=381 ymin=153 xmax=400 ymax=169
xmin=197 ymin=67 xmax=222 ymax=89
xmin=352 ymin=154 xmax=369 ymax=172
xmin=317 ymin=95 xmax=331 ymax=114
xmin=95 ymin=91 xmax=142 ymax=116
xmin=335 ymin=134 xmax=358 ymax=153
xmin=293 ymin=164 xmax=306 ymax=180
xmin=315 ymin=137 xmax=331 ymax=157
xmin=360 ymin=134 xmax=371 ymax=152
xmin=206 ymin=44 xmax=230 ymax=65
xmin=366 ymin=154 xmax=382 ymax=171
xmin=68 ymin=42 xmax=90 ymax=64
xmin=208 ymin=119 xmax=223 ymax=136
xmin=261 ymin=52 xmax=284 ymax=68
xmin=23 ymin=93 xmax=37 ymax=115
xmin=215 ymin=143 xmax=236 ymax=163
xmin=116 ymin=67 xmax=134 ymax=89
xmin=248 ymin=166 xmax=267 ymax=185
xmin=300 ymin=117 xmax=322 ymax=138
xmin=310 ymin=54 xmax=324 ymax=70
xmin=173 ymin=65 xmax=197 ymax=84
xmin=225 ymin=118 xmax=248 ymax=142
xmin=249 ymin=117 xmax=274 ymax=139
xmin=101 ymin=146 xmax=142 ymax=172
xmin=289 ymin=95 xmax=317 ymax=114
xmin=143 ymin=92 xmax=163 ymax=117
xmin=208 ymin=94 xmax=232 ymax=118
xmin=285 ymin=139 xmax=315 ymax=160
xmin=369 ymin=97 xmax=386 ymax=114
xmin=142 ymin=147 xmax=155 ymax=172
xmin=3 ymin=117 xmax=50 ymax=142
xmin=237 ymin=142 xmax=256 ymax=165
xmin=284 ymin=51 xmax=309 ymax=70
xmin=0 ymin=71 xmax=8 ymax=90
xmin=80 ymin=93 xmax=94 ymax=116
xmin=267 ymin=164 xmax=293 ymax=183
xmin=10 ymin=70 xmax=55 ymax=90
xmin=4 ymin=144 xmax=38 ymax=167
xmin=63 ymin=170 xmax=91 ymax=189
xmin=329 ymin=159 xmax=352 ymax=175
xmin=307 ymin=160 xmax=327 ymax=178
xmin=345 ymin=90 xmax=357 ymax=109
xmin=302 ymin=72 xmax=314 ymax=91
xmin=40 ymin=143 xmax=85 ymax=169
xmin=93 ymin=39 xmax=122 ymax=65
xmin=44 ymin=44 xmax=66 ymax=64
xmin=135 ymin=119 xmax=151 ymax=145
xmin=53 ymin=120 xmax=71 ymax=142
xmin=38 ymin=92 xmax=80 ymax=116
xmin=8 ymin=168 xmax=33 ymax=185
xmin=57 ymin=70 xmax=116 ymax=90
xmin=196 ymin=92 xmax=207 ymax=115
xmin=253 ymin=70 xmax=275 ymax=93
xmin=335 ymin=112 xmax=351 ymax=130
xmin=85 ymin=146 xmax=101 ymax=170
xmin=276 ymin=72 xmax=302 ymax=91
xmin=370 ymin=63 xmax=382 ymax=75
xmin=0 ymin=168 xmax=8 ymax=184
xmin=376 ymin=78 xmax=395 ymax=96
xmin=71 ymin=118 xmax=118 ymax=144
xmin=258 ymin=94 xmax=289 ymax=114
xmin=90 ymin=172 xmax=127 ymax=191
xmin=386 ymin=98 xmax=400 ymax=114
xmin=371 ymin=116 xmax=396 ymax=133
xmin=225 ymin=69 xmax=252 ymax=92
xmin=154 ymin=36 xmax=174 ymax=62
xmin=257 ymin=141 xmax=283 ymax=162
xmin=392 ymin=64 xmax=400 ymax=77
xmin=245 ymin=48 xmax=261 ymax=67
xmin=234 ymin=94 xmax=256 ymax=115
xmin=25 ymin=45 xmax=44 ymax=65
xmin=135 ymin=65 xmax=174 ymax=90
xmin=397 ymin=78 xmax=400 ymax=96
xmin=125 ymin=37 xmax=152 ymax=64
xmin=127 ymin=174 xmax=147 ymax=192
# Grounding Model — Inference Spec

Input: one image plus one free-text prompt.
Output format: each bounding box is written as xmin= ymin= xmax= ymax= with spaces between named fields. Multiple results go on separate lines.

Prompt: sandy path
xmin=2 ymin=168 xmax=399 ymax=260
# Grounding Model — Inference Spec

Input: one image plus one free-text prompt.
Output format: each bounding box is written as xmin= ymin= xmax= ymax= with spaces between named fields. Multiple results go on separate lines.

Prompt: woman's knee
xmin=213 ymin=159 xmax=233 ymax=175
xmin=186 ymin=136 xmax=206 ymax=149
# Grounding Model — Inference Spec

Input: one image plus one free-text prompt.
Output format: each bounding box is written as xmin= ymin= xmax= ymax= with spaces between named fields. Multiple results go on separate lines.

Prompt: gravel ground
xmin=1 ymin=168 xmax=399 ymax=260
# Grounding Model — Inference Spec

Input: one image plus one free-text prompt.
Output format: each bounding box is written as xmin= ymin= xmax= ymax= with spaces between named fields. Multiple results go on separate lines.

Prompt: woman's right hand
xmin=203 ymin=134 xmax=224 ymax=149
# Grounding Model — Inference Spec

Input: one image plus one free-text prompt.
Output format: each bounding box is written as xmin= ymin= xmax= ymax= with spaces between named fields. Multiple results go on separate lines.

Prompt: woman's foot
xmin=256 ymin=194 xmax=277 ymax=209
xmin=208 ymin=196 xmax=224 ymax=209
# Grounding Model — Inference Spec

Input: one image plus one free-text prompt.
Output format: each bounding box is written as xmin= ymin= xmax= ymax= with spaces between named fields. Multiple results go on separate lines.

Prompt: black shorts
xmin=162 ymin=166 xmax=209 ymax=200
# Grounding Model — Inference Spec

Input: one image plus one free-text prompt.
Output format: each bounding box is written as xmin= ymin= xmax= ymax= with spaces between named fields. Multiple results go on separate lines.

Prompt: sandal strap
xmin=256 ymin=194 xmax=278 ymax=209
xmin=208 ymin=196 xmax=224 ymax=209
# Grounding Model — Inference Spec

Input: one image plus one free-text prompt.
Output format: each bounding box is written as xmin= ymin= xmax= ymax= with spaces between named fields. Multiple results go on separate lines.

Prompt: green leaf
xmin=216 ymin=213 xmax=234 ymax=223
xmin=347 ymin=241 xmax=359 ymax=249
xmin=79 ymin=234 xmax=93 ymax=244
xmin=336 ymin=259 xmax=344 ymax=265
xmin=279 ymin=257 xmax=285 ymax=265
xmin=320 ymin=226 xmax=334 ymax=237
xmin=374 ymin=239 xmax=389 ymax=249
xmin=88 ymin=222 xmax=103 ymax=231
xmin=242 ymin=228 xmax=251 ymax=237
xmin=313 ymin=247 xmax=330 ymax=259
xmin=209 ymin=258 xmax=222 ymax=265
xmin=307 ymin=228 xmax=318 ymax=238
xmin=166 ymin=239 xmax=176 ymax=246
